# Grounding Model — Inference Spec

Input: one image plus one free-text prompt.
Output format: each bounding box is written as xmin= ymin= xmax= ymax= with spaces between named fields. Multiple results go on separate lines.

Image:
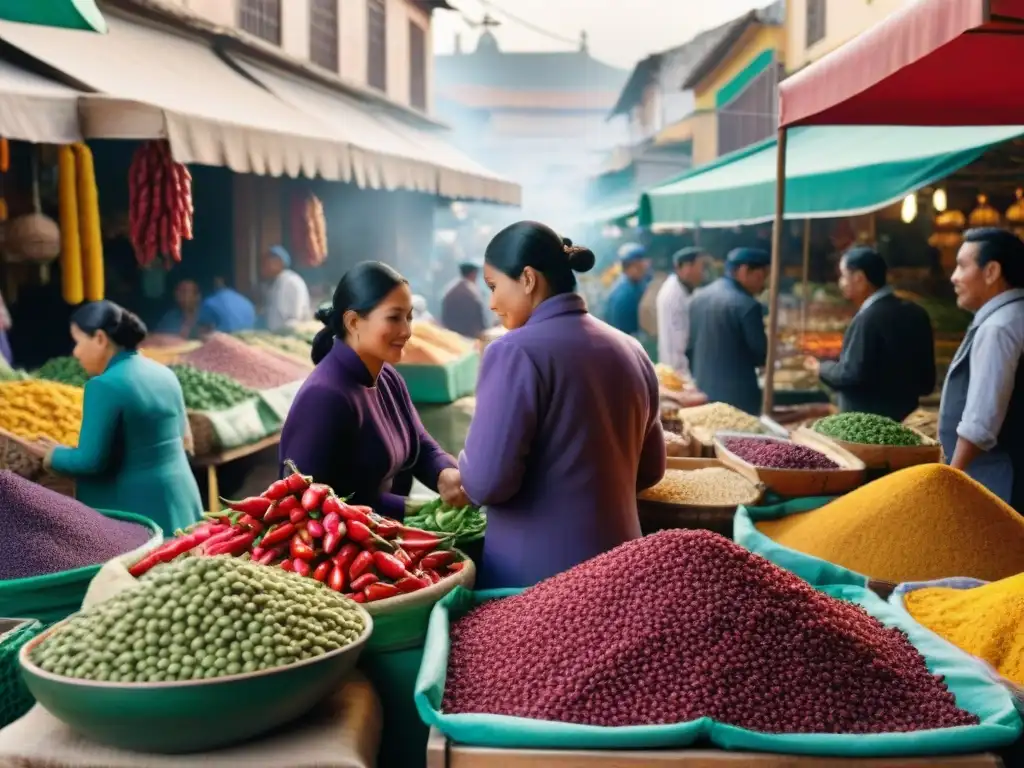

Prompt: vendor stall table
xmin=426 ymin=730 xmax=1003 ymax=768
xmin=191 ymin=433 xmax=281 ymax=513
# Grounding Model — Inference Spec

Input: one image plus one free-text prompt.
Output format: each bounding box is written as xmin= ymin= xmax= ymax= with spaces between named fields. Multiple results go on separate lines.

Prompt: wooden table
xmin=426 ymin=729 xmax=1003 ymax=768
xmin=190 ymin=433 xmax=281 ymax=513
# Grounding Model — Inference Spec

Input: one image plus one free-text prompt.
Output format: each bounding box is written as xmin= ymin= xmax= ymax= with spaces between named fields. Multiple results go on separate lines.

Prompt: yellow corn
xmin=57 ymin=145 xmax=84 ymax=305
xmin=74 ymin=143 xmax=104 ymax=301
xmin=0 ymin=380 xmax=83 ymax=445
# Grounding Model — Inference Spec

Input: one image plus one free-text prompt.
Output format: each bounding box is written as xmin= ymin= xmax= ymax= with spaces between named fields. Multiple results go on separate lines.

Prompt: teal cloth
xmin=361 ymin=647 xmax=428 ymax=768
xmin=415 ymin=586 xmax=1021 ymax=755
xmin=732 ymin=497 xmax=871 ymax=587
xmin=50 ymin=351 xmax=203 ymax=537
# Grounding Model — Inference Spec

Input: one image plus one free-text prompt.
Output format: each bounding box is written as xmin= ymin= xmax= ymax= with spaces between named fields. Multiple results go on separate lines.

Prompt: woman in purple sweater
xmin=279 ymin=262 xmax=463 ymax=519
xmin=458 ymin=221 xmax=666 ymax=589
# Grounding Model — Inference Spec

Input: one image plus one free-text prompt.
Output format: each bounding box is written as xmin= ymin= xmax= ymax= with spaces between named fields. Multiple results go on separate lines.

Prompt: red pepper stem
xmin=368 ymin=530 xmax=396 ymax=552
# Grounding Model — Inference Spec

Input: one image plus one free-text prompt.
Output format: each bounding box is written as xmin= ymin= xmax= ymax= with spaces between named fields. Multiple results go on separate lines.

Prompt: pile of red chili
xmin=443 ymin=530 xmax=978 ymax=733
xmin=129 ymin=461 xmax=463 ymax=603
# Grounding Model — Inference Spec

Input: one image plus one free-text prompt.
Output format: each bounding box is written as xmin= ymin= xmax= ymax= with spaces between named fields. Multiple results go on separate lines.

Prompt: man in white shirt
xmin=655 ymin=247 xmax=705 ymax=377
xmin=260 ymin=245 xmax=311 ymax=333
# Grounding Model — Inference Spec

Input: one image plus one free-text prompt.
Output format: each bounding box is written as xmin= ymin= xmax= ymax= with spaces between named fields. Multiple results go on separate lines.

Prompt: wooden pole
xmin=800 ymin=218 xmax=811 ymax=336
xmin=761 ymin=127 xmax=788 ymax=417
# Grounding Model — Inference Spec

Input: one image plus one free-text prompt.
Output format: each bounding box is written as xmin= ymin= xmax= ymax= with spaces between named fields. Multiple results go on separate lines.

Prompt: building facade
xmin=784 ymin=0 xmax=909 ymax=71
xmin=162 ymin=0 xmax=439 ymax=112
xmin=434 ymin=30 xmax=627 ymax=224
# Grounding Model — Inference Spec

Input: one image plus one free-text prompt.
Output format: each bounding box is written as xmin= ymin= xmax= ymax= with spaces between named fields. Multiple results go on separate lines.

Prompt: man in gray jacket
xmin=687 ymin=248 xmax=769 ymax=415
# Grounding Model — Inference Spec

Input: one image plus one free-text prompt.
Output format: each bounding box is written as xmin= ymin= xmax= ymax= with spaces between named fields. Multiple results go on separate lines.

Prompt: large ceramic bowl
xmin=19 ymin=603 xmax=373 ymax=754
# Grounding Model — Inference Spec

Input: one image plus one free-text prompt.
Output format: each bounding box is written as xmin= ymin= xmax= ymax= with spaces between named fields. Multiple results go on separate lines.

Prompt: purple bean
xmin=181 ymin=333 xmax=308 ymax=390
xmin=723 ymin=437 xmax=838 ymax=470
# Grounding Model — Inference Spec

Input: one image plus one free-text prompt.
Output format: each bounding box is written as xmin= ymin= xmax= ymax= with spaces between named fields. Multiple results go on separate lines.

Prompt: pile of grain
xmin=181 ymin=333 xmax=309 ymax=390
xmin=680 ymin=402 xmax=764 ymax=434
xmin=640 ymin=468 xmax=760 ymax=506
xmin=756 ymin=464 xmax=1024 ymax=583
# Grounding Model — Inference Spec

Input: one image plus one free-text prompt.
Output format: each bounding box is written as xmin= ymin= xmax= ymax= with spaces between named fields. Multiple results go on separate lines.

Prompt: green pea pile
xmin=169 ymin=364 xmax=256 ymax=411
xmin=34 ymin=356 xmax=88 ymax=388
xmin=814 ymin=412 xmax=923 ymax=447
xmin=30 ymin=557 xmax=367 ymax=683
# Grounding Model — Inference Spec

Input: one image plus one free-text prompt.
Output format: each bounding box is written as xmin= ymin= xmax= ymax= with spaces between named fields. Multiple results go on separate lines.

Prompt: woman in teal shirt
xmin=38 ymin=301 xmax=203 ymax=536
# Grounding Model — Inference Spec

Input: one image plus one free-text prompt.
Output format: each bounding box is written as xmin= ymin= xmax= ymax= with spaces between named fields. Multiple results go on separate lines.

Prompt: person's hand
xmin=437 ymin=468 xmax=470 ymax=508
xmin=803 ymin=356 xmax=820 ymax=374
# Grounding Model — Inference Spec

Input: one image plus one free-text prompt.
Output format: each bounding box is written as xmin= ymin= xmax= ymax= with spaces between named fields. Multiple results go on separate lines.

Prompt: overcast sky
xmin=432 ymin=0 xmax=766 ymax=69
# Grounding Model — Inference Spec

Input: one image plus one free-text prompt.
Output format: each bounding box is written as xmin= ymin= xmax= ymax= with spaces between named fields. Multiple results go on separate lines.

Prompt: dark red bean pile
xmin=443 ymin=530 xmax=978 ymax=734
xmin=723 ymin=437 xmax=838 ymax=470
xmin=0 ymin=472 xmax=154 ymax=580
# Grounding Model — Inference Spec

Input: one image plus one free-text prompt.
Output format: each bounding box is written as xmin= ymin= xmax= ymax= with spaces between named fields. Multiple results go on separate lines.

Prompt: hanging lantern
xmin=1005 ymin=189 xmax=1024 ymax=239
xmin=929 ymin=208 xmax=967 ymax=251
xmin=900 ymin=194 xmax=918 ymax=224
xmin=932 ymin=188 xmax=947 ymax=212
xmin=969 ymin=194 xmax=1000 ymax=227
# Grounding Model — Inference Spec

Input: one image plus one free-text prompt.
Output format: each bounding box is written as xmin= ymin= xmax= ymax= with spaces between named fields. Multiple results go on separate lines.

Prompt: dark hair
xmin=672 ymin=247 xmax=703 ymax=269
xmin=963 ymin=227 xmax=1024 ymax=288
xmin=458 ymin=263 xmax=479 ymax=279
xmin=842 ymin=246 xmax=888 ymax=288
xmin=70 ymin=300 xmax=148 ymax=351
xmin=311 ymin=261 xmax=409 ymax=365
xmin=484 ymin=220 xmax=595 ymax=295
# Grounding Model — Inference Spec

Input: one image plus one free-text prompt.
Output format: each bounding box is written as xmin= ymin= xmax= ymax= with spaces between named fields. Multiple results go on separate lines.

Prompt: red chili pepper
xmin=277 ymin=495 xmax=300 ymax=514
xmin=301 ymin=483 xmax=330 ymax=511
xmin=374 ymin=519 xmax=401 ymax=539
xmin=349 ymin=550 xmax=374 ymax=580
xmin=347 ymin=520 xmax=373 ymax=544
xmin=395 ymin=575 xmax=429 ymax=593
xmin=373 ymin=551 xmax=407 ymax=580
xmin=333 ymin=542 xmax=360 ymax=572
xmin=327 ymin=564 xmax=346 ymax=592
xmin=349 ymin=572 xmax=379 ymax=592
xmin=365 ymin=582 xmax=401 ymax=602
xmin=422 ymin=569 xmax=442 ymax=584
xmin=263 ymin=479 xmax=291 ymax=501
xmin=282 ymin=460 xmax=312 ymax=492
xmin=393 ymin=548 xmax=413 ymax=568
xmin=331 ymin=500 xmax=373 ymax=527
xmin=290 ymin=536 xmax=316 ymax=562
xmin=128 ymin=524 xmax=219 ymax=577
xmin=321 ymin=494 xmax=344 ymax=518
xmin=289 ymin=505 xmax=309 ymax=525
xmin=306 ymin=519 xmax=325 ymax=539
xmin=350 ymin=592 xmax=367 ymax=603
xmin=261 ymin=522 xmax=296 ymax=548
xmin=206 ymin=530 xmax=257 ymax=557
xmin=312 ymin=561 xmax=331 ymax=582
xmin=256 ymin=545 xmax=285 ymax=565
xmin=238 ymin=514 xmax=264 ymax=533
xmin=420 ymin=550 xmax=457 ymax=570
xmin=322 ymin=511 xmax=341 ymax=536
xmin=262 ymin=502 xmax=288 ymax=523
xmin=447 ymin=561 xmax=466 ymax=573
xmin=281 ymin=559 xmax=295 ymax=572
xmin=297 ymin=527 xmax=313 ymax=545
xmin=221 ymin=495 xmax=273 ymax=519
xmin=322 ymin=531 xmax=341 ymax=555
xmin=398 ymin=528 xmax=449 ymax=554
xmin=293 ymin=558 xmax=311 ymax=578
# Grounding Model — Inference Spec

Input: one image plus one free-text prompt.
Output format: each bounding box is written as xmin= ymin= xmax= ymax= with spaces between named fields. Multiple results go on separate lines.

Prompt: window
xmin=717 ymin=63 xmax=780 ymax=157
xmin=367 ymin=0 xmax=387 ymax=92
xmin=238 ymin=0 xmax=281 ymax=45
xmin=408 ymin=20 xmax=426 ymax=110
xmin=806 ymin=0 xmax=827 ymax=48
xmin=309 ymin=0 xmax=339 ymax=71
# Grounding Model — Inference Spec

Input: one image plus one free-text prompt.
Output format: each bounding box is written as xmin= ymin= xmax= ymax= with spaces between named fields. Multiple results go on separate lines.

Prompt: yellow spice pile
xmin=755 ymin=464 xmax=1024 ymax=583
xmin=905 ymin=574 xmax=1024 ymax=685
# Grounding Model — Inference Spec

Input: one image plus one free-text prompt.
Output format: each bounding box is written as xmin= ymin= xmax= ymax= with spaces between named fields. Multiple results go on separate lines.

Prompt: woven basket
xmin=187 ymin=411 xmax=219 ymax=458
xmin=0 ymin=429 xmax=75 ymax=497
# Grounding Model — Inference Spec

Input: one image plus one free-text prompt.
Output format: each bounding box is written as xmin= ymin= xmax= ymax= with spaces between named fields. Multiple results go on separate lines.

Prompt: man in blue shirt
xmin=604 ymin=243 xmax=650 ymax=336
xmin=197 ymin=276 xmax=256 ymax=335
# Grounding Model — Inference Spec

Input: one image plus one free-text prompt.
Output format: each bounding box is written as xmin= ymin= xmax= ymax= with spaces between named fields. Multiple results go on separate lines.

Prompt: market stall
xmin=762 ymin=0 xmax=1024 ymax=414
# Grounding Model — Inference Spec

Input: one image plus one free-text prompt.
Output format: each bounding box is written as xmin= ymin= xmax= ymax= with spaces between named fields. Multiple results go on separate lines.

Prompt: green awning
xmin=0 ymin=0 xmax=106 ymax=32
xmin=640 ymin=125 xmax=1024 ymax=229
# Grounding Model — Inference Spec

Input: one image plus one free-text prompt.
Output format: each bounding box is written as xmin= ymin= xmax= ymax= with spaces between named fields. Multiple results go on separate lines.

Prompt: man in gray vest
xmin=940 ymin=227 xmax=1024 ymax=509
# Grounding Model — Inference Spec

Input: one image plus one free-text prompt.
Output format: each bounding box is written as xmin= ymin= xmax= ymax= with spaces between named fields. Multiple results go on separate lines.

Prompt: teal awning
xmin=0 ymin=0 xmax=106 ymax=32
xmin=577 ymin=199 xmax=638 ymax=227
xmin=640 ymin=125 xmax=1024 ymax=229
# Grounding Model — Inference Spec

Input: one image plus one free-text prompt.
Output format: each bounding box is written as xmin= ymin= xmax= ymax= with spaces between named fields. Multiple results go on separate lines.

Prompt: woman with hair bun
xmin=279 ymin=262 xmax=462 ymax=518
xmin=458 ymin=220 xmax=666 ymax=589
xmin=38 ymin=300 xmax=202 ymax=536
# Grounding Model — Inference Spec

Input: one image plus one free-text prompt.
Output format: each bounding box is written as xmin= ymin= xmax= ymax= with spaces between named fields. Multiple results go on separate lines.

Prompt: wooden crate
xmin=426 ymin=729 xmax=1004 ymax=768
